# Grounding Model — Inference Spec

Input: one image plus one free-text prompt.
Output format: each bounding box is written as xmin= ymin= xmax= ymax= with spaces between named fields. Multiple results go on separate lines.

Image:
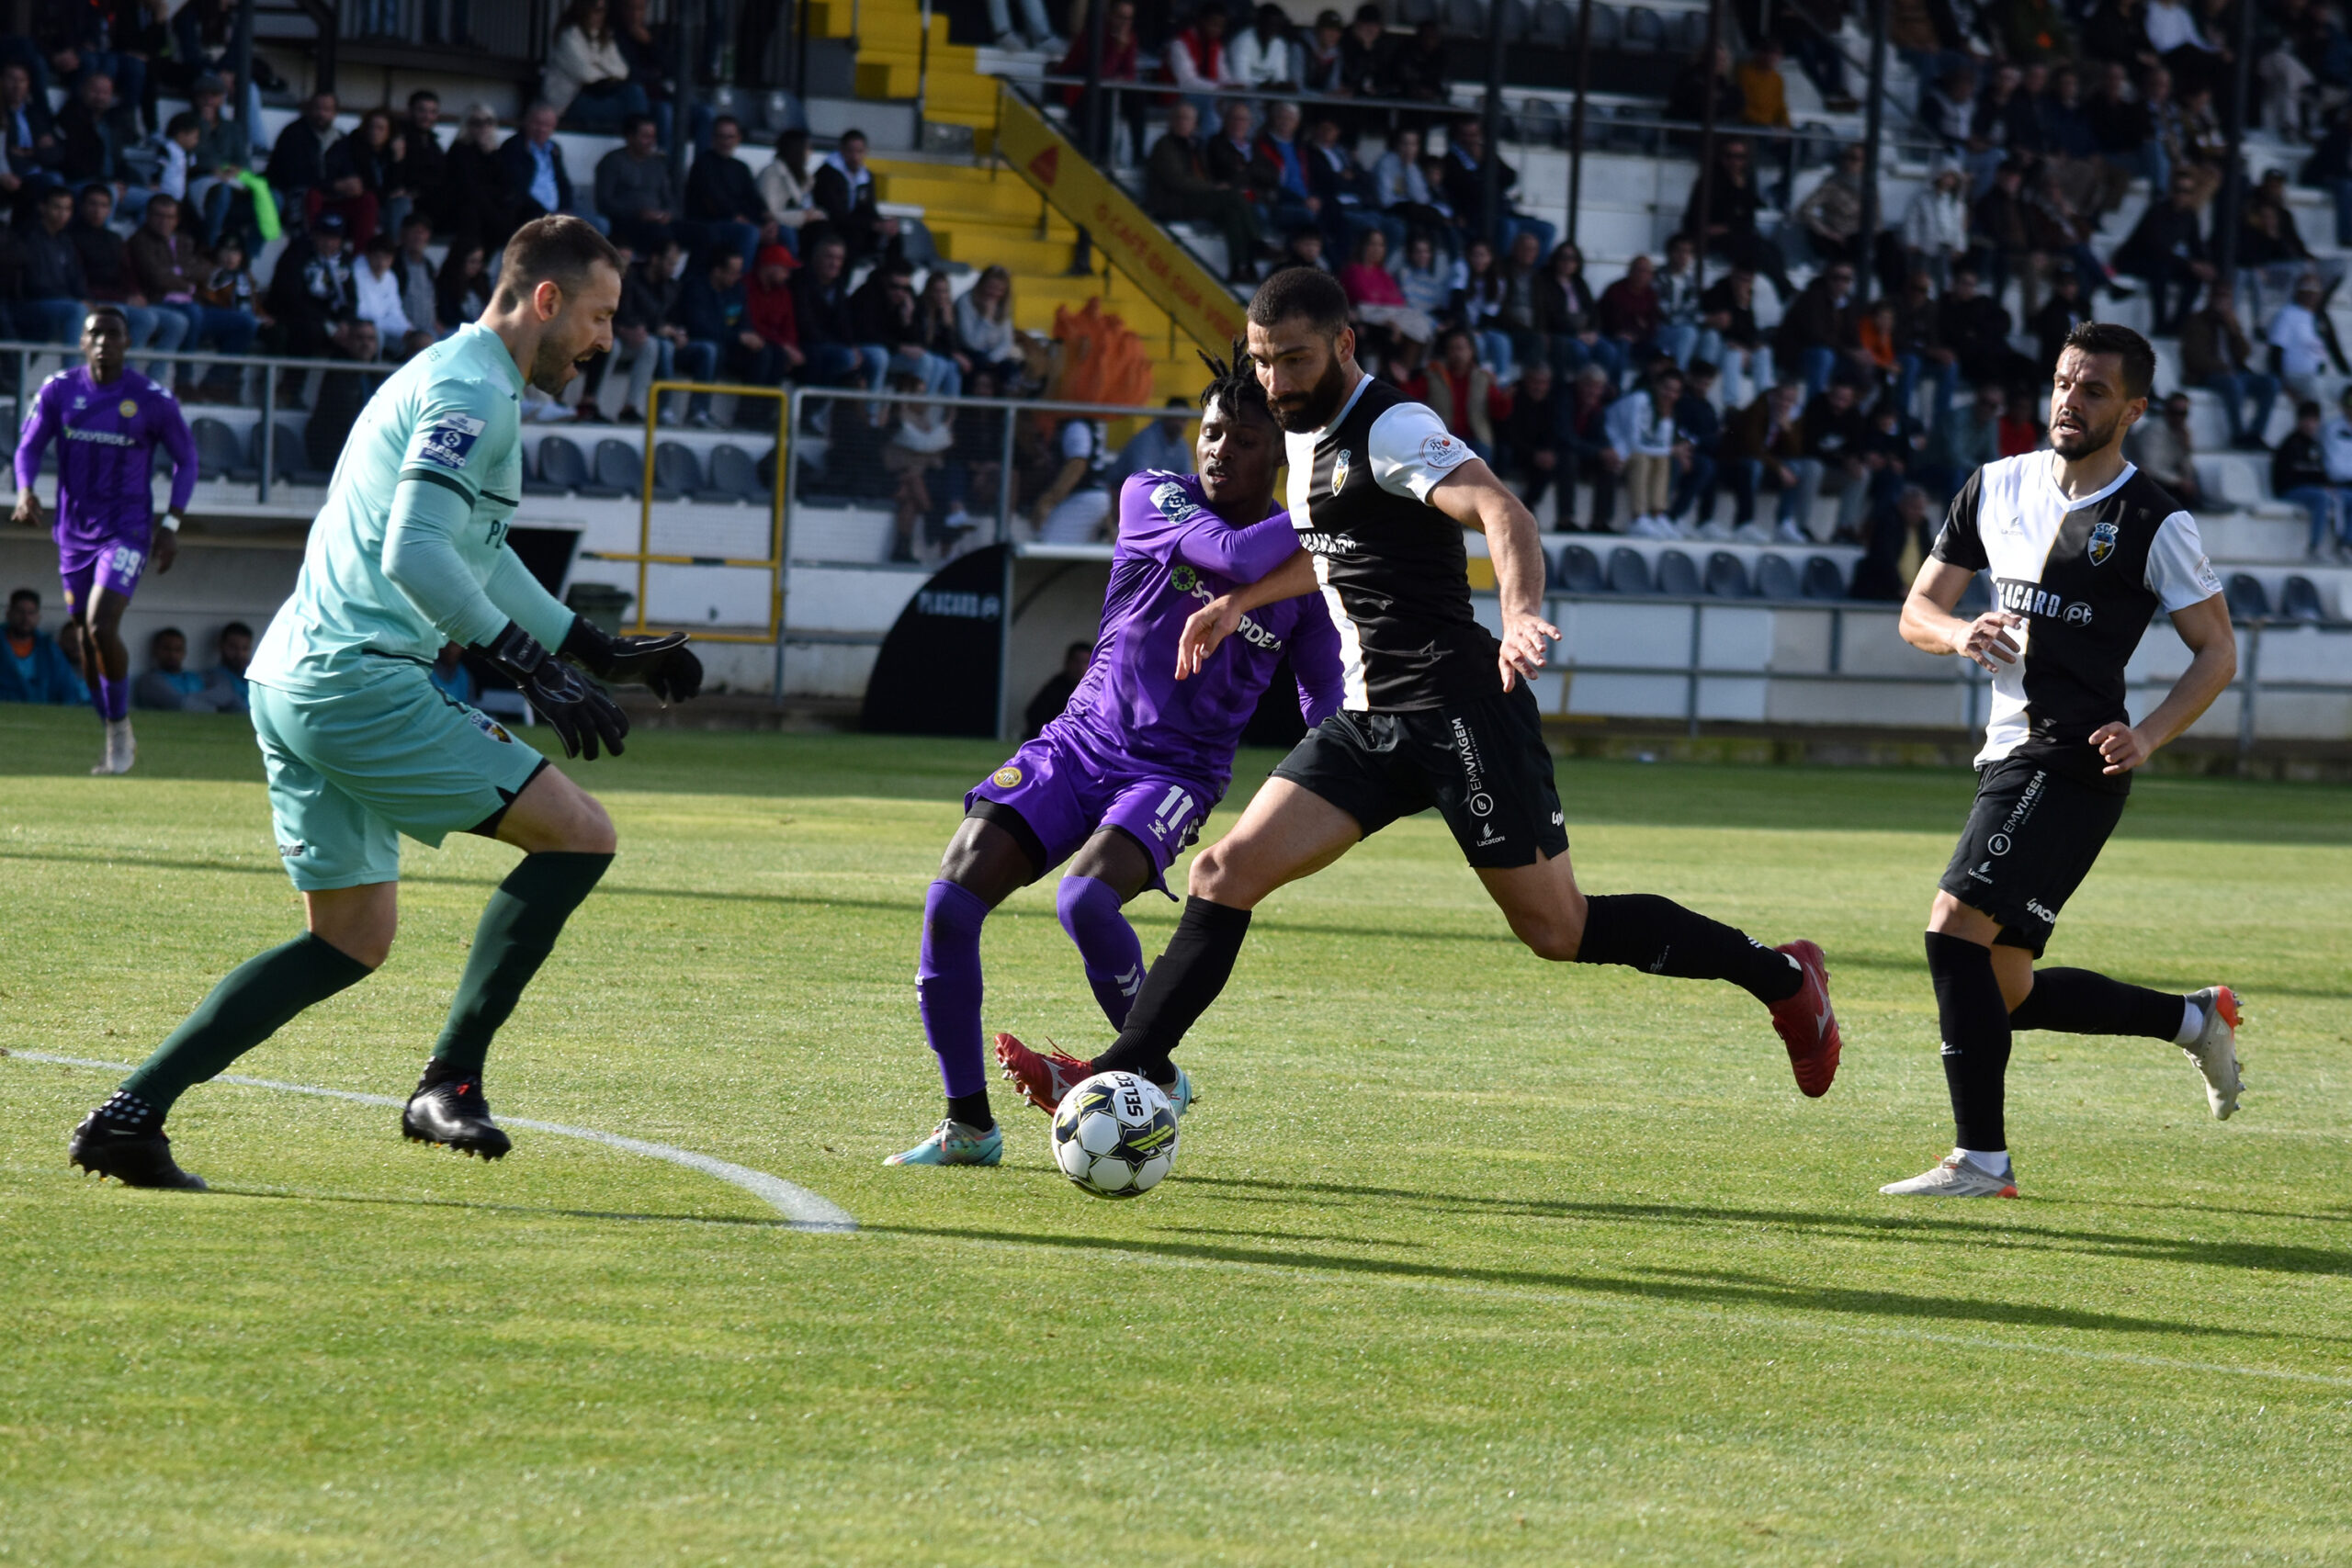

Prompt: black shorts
xmin=1271 ymin=682 xmax=1569 ymax=870
xmin=1937 ymin=756 xmax=2127 ymax=957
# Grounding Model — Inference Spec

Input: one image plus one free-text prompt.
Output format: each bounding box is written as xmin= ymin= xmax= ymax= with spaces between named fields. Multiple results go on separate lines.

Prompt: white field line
xmin=6 ymin=1051 xmax=857 ymax=1235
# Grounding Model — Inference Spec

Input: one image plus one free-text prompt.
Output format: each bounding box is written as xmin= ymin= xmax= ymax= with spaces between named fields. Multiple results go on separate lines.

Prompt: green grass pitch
xmin=3 ymin=705 xmax=2348 ymax=1565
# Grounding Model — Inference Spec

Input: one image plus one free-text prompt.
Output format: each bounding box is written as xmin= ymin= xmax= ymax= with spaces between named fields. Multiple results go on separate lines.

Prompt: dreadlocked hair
xmin=1196 ymin=339 xmax=1274 ymax=426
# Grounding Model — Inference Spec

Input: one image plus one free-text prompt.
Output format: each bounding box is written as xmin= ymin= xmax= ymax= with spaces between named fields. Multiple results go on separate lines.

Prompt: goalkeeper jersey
xmin=251 ymin=323 xmax=570 ymax=694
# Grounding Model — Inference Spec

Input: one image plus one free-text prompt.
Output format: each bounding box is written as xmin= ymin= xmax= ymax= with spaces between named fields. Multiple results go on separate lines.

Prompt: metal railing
xmin=1531 ymin=590 xmax=2352 ymax=762
xmin=3 ymin=339 xmax=397 ymax=507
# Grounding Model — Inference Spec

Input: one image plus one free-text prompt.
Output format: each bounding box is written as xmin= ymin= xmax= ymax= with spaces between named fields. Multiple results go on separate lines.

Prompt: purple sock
xmin=917 ymin=879 xmax=989 ymax=1099
xmin=1057 ymin=874 xmax=1146 ymax=1030
xmin=97 ymin=676 xmax=129 ymax=722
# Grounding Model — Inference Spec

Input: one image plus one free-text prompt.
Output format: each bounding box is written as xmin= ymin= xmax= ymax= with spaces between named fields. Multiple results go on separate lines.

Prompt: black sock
xmin=1575 ymin=893 xmax=1804 ymax=1004
xmin=1090 ymin=897 xmax=1251 ymax=1077
xmin=1927 ymin=931 xmax=2012 ymax=1150
xmin=2010 ymin=967 xmax=2184 ymax=1041
xmin=432 ymin=852 xmax=613 ymax=1075
xmin=947 ymin=1089 xmax=994 ymax=1132
xmin=417 ymin=1057 xmax=481 ymax=1091
xmin=120 ymin=933 xmax=375 ymax=1113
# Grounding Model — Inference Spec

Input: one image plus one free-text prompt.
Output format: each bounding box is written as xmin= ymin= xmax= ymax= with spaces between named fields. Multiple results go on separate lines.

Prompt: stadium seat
xmin=272 ymin=421 xmax=328 ymax=485
xmin=1607 ymin=546 xmax=1652 ymax=594
xmin=1443 ymin=0 xmax=1485 ymax=35
xmin=1754 ymin=552 xmax=1800 ymax=600
xmin=151 ymin=441 xmax=175 ymax=476
xmin=1532 ymin=0 xmax=1574 ymax=45
xmin=528 ymin=435 xmax=589 ymax=496
xmin=2281 ymin=574 xmax=2327 ymax=623
xmin=2225 ymin=572 xmax=2270 ymax=621
xmin=653 ymin=441 xmax=703 ymax=502
xmin=697 ymin=445 xmax=764 ymax=504
xmin=1620 ymin=6 xmax=1665 ymax=51
xmin=191 ymin=417 xmax=256 ymax=483
xmin=1666 ymin=8 xmax=1710 ymax=51
xmin=1655 ymin=547 xmax=1702 ymax=597
xmin=594 ymin=438 xmax=644 ymax=497
xmin=1397 ymin=0 xmax=1439 ymax=22
xmin=755 ymin=90 xmax=805 ymax=134
xmin=1521 ymin=96 xmax=1566 ymax=148
xmin=1589 ymin=3 xmax=1623 ymax=47
xmin=1557 ymin=543 xmax=1604 ymax=592
xmin=1703 ymin=549 xmax=1750 ymax=597
xmin=1801 ymin=555 xmax=1846 ymax=600
xmin=1498 ymin=0 xmax=1532 ymax=39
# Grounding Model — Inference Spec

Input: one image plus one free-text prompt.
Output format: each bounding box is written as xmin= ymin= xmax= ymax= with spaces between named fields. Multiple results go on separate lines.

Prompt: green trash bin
xmin=564 ymin=583 xmax=637 ymax=634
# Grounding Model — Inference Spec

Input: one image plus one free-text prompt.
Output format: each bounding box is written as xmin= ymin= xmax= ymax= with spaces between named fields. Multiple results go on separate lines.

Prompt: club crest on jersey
xmin=466 ymin=709 xmax=514 ymax=744
xmin=2087 ymin=519 xmax=2118 ymax=565
xmin=413 ymin=412 xmax=487 ymax=471
xmin=1329 ymin=449 xmax=1351 ymax=491
xmin=119 ymin=399 xmax=138 ymax=418
xmin=992 ymin=765 xmax=1023 ymax=788
xmin=1170 ymin=565 xmax=1198 ymax=592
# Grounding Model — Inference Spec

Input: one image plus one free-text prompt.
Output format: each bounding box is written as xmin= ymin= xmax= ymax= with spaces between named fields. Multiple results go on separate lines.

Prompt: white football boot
xmin=1879 ymin=1152 xmax=2019 ymax=1199
xmin=2180 ymin=986 xmax=2244 ymax=1121
xmin=91 ymin=717 xmax=135 ymax=775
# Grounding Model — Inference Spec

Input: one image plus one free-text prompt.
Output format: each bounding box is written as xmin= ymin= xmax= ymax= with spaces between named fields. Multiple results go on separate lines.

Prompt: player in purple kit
xmin=887 ymin=350 xmax=1343 ymax=1167
xmin=12 ymin=306 xmax=198 ymax=774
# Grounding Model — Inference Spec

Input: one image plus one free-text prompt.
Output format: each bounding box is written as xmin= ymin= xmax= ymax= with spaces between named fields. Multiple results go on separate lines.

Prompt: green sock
xmin=120 ymin=934 xmax=375 ymax=1111
xmin=430 ymin=852 xmax=613 ymax=1076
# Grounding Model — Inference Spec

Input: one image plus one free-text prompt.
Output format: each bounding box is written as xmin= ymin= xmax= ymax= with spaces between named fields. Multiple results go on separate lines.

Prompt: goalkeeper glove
xmin=471 ymin=622 xmax=630 ymax=761
xmin=560 ymin=616 xmax=704 ymax=704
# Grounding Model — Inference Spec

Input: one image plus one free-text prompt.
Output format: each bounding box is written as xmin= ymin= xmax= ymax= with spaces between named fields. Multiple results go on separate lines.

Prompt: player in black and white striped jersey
xmin=1883 ymin=321 xmax=2245 ymax=1200
xmin=995 ymin=268 xmax=1846 ymax=1120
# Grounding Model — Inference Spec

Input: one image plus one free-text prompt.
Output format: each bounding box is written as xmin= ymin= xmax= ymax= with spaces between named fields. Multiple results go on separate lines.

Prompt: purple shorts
xmin=965 ymin=725 xmax=1218 ymax=890
xmin=58 ymin=532 xmax=151 ymax=614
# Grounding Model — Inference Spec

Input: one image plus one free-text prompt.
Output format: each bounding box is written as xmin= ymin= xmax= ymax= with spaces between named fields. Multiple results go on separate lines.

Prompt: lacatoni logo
xmin=413 ymin=412 xmax=486 ymax=471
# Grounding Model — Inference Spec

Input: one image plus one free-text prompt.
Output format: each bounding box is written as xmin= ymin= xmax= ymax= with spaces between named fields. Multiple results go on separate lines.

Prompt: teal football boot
xmin=884 ymin=1118 xmax=1004 ymax=1167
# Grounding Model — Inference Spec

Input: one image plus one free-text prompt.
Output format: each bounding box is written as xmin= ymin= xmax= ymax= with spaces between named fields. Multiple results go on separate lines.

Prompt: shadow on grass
xmin=866 ymin=1223 xmax=2292 ymax=1341
xmin=68 ymin=1179 xmax=2335 ymax=1343
xmin=6 ymin=712 xmax=2350 ymax=844
xmin=1176 ymin=1176 xmax=2352 ymax=1282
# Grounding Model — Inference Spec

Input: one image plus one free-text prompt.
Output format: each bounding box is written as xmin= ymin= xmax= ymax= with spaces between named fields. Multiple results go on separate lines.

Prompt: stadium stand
xmin=2 ymin=0 xmax=2349 ymax=746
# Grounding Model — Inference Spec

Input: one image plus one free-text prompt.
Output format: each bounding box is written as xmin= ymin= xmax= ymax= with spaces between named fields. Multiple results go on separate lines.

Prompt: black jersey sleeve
xmin=1931 ymin=467 xmax=1989 ymax=571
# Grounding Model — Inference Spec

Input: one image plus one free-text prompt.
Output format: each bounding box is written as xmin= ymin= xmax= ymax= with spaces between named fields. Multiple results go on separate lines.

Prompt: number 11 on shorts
xmin=1152 ymin=785 xmax=1195 ymax=841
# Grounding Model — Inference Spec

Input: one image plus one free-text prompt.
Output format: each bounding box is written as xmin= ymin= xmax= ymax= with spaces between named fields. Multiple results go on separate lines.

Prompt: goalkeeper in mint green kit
xmin=67 ymin=217 xmax=704 ymax=1190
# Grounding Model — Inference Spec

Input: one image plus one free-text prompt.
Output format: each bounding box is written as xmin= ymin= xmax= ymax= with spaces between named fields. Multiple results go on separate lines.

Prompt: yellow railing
xmin=574 ymin=381 xmax=789 ymax=646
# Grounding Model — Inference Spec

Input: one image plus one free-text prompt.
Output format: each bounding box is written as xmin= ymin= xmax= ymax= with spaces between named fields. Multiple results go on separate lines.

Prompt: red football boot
xmin=1767 ymin=940 xmax=1841 ymax=1098
xmin=993 ymin=1032 xmax=1093 ymax=1114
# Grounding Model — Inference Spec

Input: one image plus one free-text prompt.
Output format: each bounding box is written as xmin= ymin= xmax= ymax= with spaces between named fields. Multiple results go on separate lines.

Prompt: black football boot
xmin=401 ymin=1073 xmax=514 ymax=1159
xmin=68 ymin=1111 xmax=208 ymax=1190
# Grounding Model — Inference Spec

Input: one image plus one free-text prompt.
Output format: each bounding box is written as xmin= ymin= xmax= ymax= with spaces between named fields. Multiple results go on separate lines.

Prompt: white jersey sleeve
xmin=1365 ymin=400 xmax=1474 ymax=502
xmin=2145 ymin=510 xmax=2224 ymax=613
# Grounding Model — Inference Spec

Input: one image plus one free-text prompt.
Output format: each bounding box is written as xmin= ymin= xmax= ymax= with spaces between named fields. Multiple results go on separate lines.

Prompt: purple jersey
xmin=13 ymin=367 xmax=197 ymax=548
xmin=1050 ymin=470 xmax=1344 ymax=796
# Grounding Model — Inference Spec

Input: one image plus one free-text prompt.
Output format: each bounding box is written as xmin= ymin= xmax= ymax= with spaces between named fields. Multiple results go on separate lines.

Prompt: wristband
xmin=160 ymin=513 xmax=183 ymax=534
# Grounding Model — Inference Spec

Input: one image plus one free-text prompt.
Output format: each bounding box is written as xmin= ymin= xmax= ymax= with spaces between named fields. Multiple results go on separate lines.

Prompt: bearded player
xmin=1880 ymin=322 xmax=2243 ymax=1199
xmin=998 ymin=267 xmax=1839 ymax=1118
xmin=12 ymin=305 xmax=198 ymax=774
xmin=887 ymin=349 xmax=1343 ymax=1168
xmin=67 ymin=218 xmax=704 ymax=1190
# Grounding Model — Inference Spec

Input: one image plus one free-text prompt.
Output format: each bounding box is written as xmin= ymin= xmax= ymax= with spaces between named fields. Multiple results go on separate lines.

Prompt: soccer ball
xmin=1050 ymin=1071 xmax=1179 ymax=1200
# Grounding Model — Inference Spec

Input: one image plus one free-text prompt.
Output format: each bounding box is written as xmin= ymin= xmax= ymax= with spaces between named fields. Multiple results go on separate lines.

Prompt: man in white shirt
xmin=2319 ymin=385 xmax=2352 ymax=485
xmin=1228 ymin=6 xmax=1300 ymax=91
xmin=352 ymin=235 xmax=424 ymax=359
xmin=2266 ymin=274 xmax=2338 ymax=402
